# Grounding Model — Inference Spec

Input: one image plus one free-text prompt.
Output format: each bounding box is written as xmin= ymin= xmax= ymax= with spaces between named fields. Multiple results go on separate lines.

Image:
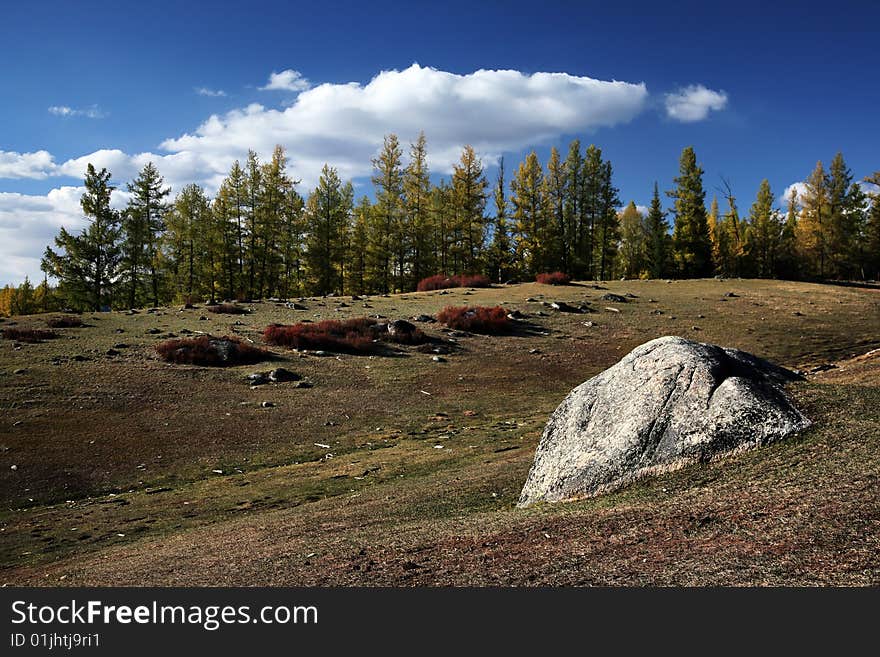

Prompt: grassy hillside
xmin=1 ymin=278 xmax=878 ymax=585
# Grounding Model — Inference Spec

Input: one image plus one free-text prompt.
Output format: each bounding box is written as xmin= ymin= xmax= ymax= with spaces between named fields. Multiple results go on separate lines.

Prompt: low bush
xmin=155 ymin=335 xmax=271 ymax=366
xmin=264 ymin=317 xmax=425 ymax=354
xmin=46 ymin=315 xmax=84 ymax=328
xmin=416 ymin=274 xmax=491 ymax=292
xmin=436 ymin=305 xmax=510 ymax=334
xmin=536 ymin=271 xmax=572 ymax=286
xmin=206 ymin=303 xmax=249 ymax=315
xmin=2 ymin=327 xmax=60 ymax=343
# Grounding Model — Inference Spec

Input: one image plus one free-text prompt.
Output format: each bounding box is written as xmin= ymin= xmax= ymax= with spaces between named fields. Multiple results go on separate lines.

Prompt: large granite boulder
xmin=518 ymin=336 xmax=810 ymax=507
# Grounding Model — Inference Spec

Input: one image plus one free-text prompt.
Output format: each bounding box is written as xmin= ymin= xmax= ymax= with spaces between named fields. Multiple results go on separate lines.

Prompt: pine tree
xmin=217 ymin=160 xmax=249 ymax=297
xmin=487 ymin=157 xmax=513 ymax=282
xmin=451 ymin=145 xmax=488 ymax=273
xmin=542 ymin=147 xmax=566 ymax=271
xmin=645 ymin=182 xmax=670 ymax=278
xmin=304 ymin=165 xmax=352 ymax=295
xmin=346 ymin=197 xmax=371 ymax=294
xmin=257 ymin=145 xmax=296 ymax=296
xmin=707 ymin=195 xmax=727 ymax=274
xmin=797 ymin=161 xmax=830 ymax=279
xmin=404 ymin=132 xmax=433 ymax=287
xmin=164 ymin=184 xmax=212 ymax=302
xmin=746 ymin=179 xmax=783 ymax=278
xmin=668 ymin=147 xmax=712 ymax=277
xmin=776 ymin=188 xmax=800 ymax=279
xmin=121 ymin=162 xmax=169 ymax=308
xmin=579 ymin=145 xmax=604 ymax=278
xmin=863 ymin=172 xmax=880 ymax=280
xmin=827 ymin=152 xmax=858 ymax=278
xmin=511 ymin=151 xmax=546 ymax=275
xmin=369 ymin=135 xmax=404 ymax=292
xmin=562 ymin=140 xmax=584 ymax=276
xmin=718 ymin=180 xmax=746 ymax=277
xmin=244 ymin=150 xmax=262 ymax=298
xmin=617 ymin=202 xmax=647 ymax=278
xmin=42 ymin=165 xmax=122 ymax=311
xmin=593 ymin=160 xmax=620 ymax=280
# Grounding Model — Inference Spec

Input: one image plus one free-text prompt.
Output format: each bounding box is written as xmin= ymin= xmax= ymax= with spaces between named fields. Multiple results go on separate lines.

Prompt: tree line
xmin=2 ymin=135 xmax=878 ymax=314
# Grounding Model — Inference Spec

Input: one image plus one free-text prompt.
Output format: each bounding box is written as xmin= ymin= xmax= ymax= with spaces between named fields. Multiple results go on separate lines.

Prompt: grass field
xmin=1 ymin=278 xmax=878 ymax=585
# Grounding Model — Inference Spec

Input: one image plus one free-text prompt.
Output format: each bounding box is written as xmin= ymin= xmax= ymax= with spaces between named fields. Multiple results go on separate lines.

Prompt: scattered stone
xmin=261 ymin=401 xmax=276 ymax=408
xmin=518 ymin=336 xmax=809 ymax=507
xmin=13 ymin=369 xmax=26 ymax=375
xmin=10 ymin=464 xmax=17 ymax=471
xmin=506 ymin=309 xmax=527 ymax=320
xmin=268 ymin=367 xmax=301 ymax=383
xmin=247 ymin=372 xmax=269 ymax=386
xmin=724 ymin=292 xmax=739 ymax=298
xmin=106 ymin=349 xmax=120 ymax=357
xmin=691 ymin=326 xmax=701 ymax=331
xmin=582 ymin=321 xmax=596 ymax=327
xmin=651 ymin=309 xmax=664 ymax=315
xmin=314 ymin=351 xmax=328 ymax=357
xmin=179 ymin=328 xmax=193 ymax=335
xmin=146 ymin=328 xmax=162 ymax=334
xmin=432 ymin=355 xmax=446 ymax=363
xmin=199 ymin=316 xmax=208 ymax=321
xmin=412 ymin=314 xmax=435 ymax=323
xmin=286 ymin=302 xmax=308 ymax=310
xmin=113 ymin=343 xmax=128 ymax=349
xmin=809 ymin=363 xmax=837 ymax=373
xmin=604 ymin=307 xmax=620 ymax=313
xmin=601 ymin=293 xmax=628 ymax=303
xmin=625 ymin=293 xmax=638 ymax=299
xmin=526 ymin=297 xmax=539 ymax=302
xmin=529 ymin=348 xmax=542 ymax=355
xmin=550 ymin=301 xmax=581 ymax=313
xmin=387 ymin=319 xmax=417 ymax=339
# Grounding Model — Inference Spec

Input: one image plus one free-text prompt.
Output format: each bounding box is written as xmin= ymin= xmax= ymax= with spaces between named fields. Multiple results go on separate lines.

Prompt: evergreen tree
xmin=304 ymin=165 xmax=353 ymax=295
xmin=562 ymin=140 xmax=584 ymax=276
xmin=797 ymin=161 xmax=830 ymax=278
xmin=593 ymin=160 xmax=620 ymax=280
xmin=451 ymin=145 xmax=488 ymax=273
xmin=668 ymin=147 xmax=712 ymax=277
xmin=542 ymin=146 xmax=566 ymax=271
xmin=121 ymin=162 xmax=169 ymax=308
xmin=776 ymin=188 xmax=800 ymax=279
xmin=404 ymin=132 xmax=433 ymax=287
xmin=746 ymin=179 xmax=783 ymax=278
xmin=346 ymin=197 xmax=371 ymax=294
xmin=645 ymin=182 xmax=670 ymax=278
xmin=511 ymin=151 xmax=546 ymax=275
xmin=370 ymin=134 xmax=404 ymax=292
xmin=487 ymin=157 xmax=513 ymax=282
xmin=164 ymin=184 xmax=212 ymax=302
xmin=617 ymin=202 xmax=647 ymax=278
xmin=244 ymin=150 xmax=262 ymax=298
xmin=863 ymin=172 xmax=880 ymax=280
xmin=718 ymin=180 xmax=746 ymax=277
xmin=42 ymin=165 xmax=122 ymax=311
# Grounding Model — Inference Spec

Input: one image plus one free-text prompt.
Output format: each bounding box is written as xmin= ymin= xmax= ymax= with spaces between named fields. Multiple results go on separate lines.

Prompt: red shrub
xmin=264 ymin=318 xmax=378 ymax=354
xmin=206 ymin=303 xmax=249 ymax=315
xmin=536 ymin=271 xmax=572 ymax=285
xmin=2 ymin=327 xmax=59 ymax=343
xmin=417 ymin=274 xmax=491 ymax=292
xmin=155 ymin=335 xmax=271 ymax=366
xmin=46 ymin=315 xmax=83 ymax=328
xmin=264 ymin=317 xmax=425 ymax=353
xmin=436 ymin=305 xmax=510 ymax=334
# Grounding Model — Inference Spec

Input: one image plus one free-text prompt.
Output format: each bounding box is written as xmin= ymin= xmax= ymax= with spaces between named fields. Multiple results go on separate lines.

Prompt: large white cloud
xmin=0 ymin=64 xmax=650 ymax=284
xmin=0 ymin=150 xmax=56 ymax=179
xmin=664 ymin=85 xmax=728 ymax=122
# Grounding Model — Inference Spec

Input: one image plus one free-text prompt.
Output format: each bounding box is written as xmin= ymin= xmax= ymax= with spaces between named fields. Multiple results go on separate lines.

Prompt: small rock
xmin=106 ymin=349 xmax=120 ymax=357
xmin=724 ymin=292 xmax=739 ymax=298
xmin=268 ymin=368 xmax=301 ymax=383
xmin=146 ymin=328 xmax=162 ymax=334
xmin=13 ymin=368 xmax=26 ymax=375
xmin=261 ymin=401 xmax=276 ymax=408
xmin=604 ymin=307 xmax=620 ymax=313
xmin=432 ymin=355 xmax=446 ymax=363
xmin=601 ymin=293 xmax=628 ymax=303
xmin=10 ymin=464 xmax=18 ymax=471
xmin=247 ymin=372 xmax=269 ymax=386
xmin=199 ymin=315 xmax=208 ymax=321
xmin=412 ymin=314 xmax=435 ymax=323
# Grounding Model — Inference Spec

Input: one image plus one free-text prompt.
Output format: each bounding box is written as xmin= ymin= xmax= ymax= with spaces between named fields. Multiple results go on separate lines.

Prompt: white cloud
xmin=781 ymin=179 xmax=879 ymax=209
xmin=259 ymin=69 xmax=311 ymax=92
xmin=195 ymin=87 xmax=227 ymax=97
xmin=0 ymin=150 xmax=56 ymax=179
xmin=48 ymin=105 xmax=107 ymax=119
xmin=664 ymin=85 xmax=728 ymax=122
xmin=1 ymin=64 xmax=650 ymax=284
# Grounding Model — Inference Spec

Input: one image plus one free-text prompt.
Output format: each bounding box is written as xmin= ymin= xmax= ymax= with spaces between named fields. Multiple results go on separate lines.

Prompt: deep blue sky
xmin=1 ymin=0 xmax=878 ymax=283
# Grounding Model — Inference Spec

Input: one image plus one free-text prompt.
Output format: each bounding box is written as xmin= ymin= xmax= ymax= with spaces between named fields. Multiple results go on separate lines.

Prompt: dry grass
xmin=206 ymin=303 xmax=249 ymax=315
xmin=2 ymin=327 xmax=59 ymax=343
xmin=46 ymin=315 xmax=84 ymax=328
xmin=1 ymin=279 xmax=878 ymax=586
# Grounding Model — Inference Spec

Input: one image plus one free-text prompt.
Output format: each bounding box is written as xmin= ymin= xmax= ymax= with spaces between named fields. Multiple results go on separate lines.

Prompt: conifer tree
xmin=668 ymin=147 xmax=712 ymax=277
xmin=746 ymin=179 xmax=782 ymax=277
xmin=511 ymin=151 xmax=546 ymax=275
xmin=562 ymin=140 xmax=584 ymax=276
xmin=617 ymin=202 xmax=647 ymax=278
xmin=593 ymin=160 xmax=620 ymax=280
xmin=451 ymin=145 xmax=488 ymax=273
xmin=121 ymin=162 xmax=169 ymax=308
xmin=542 ymin=146 xmax=566 ymax=271
xmin=370 ymin=134 xmax=404 ymax=292
xmin=304 ymin=165 xmax=352 ymax=295
xmin=404 ymin=132 xmax=433 ymax=287
xmin=346 ymin=197 xmax=371 ymax=295
xmin=863 ymin=172 xmax=880 ymax=281
xmin=797 ymin=161 xmax=830 ymax=278
xmin=487 ymin=157 xmax=513 ymax=282
xmin=645 ymin=182 xmax=670 ymax=279
xmin=42 ymin=165 xmax=122 ymax=311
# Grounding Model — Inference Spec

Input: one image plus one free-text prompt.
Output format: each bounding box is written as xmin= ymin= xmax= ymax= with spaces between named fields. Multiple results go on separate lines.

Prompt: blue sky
xmin=1 ymin=0 xmax=878 ymax=284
